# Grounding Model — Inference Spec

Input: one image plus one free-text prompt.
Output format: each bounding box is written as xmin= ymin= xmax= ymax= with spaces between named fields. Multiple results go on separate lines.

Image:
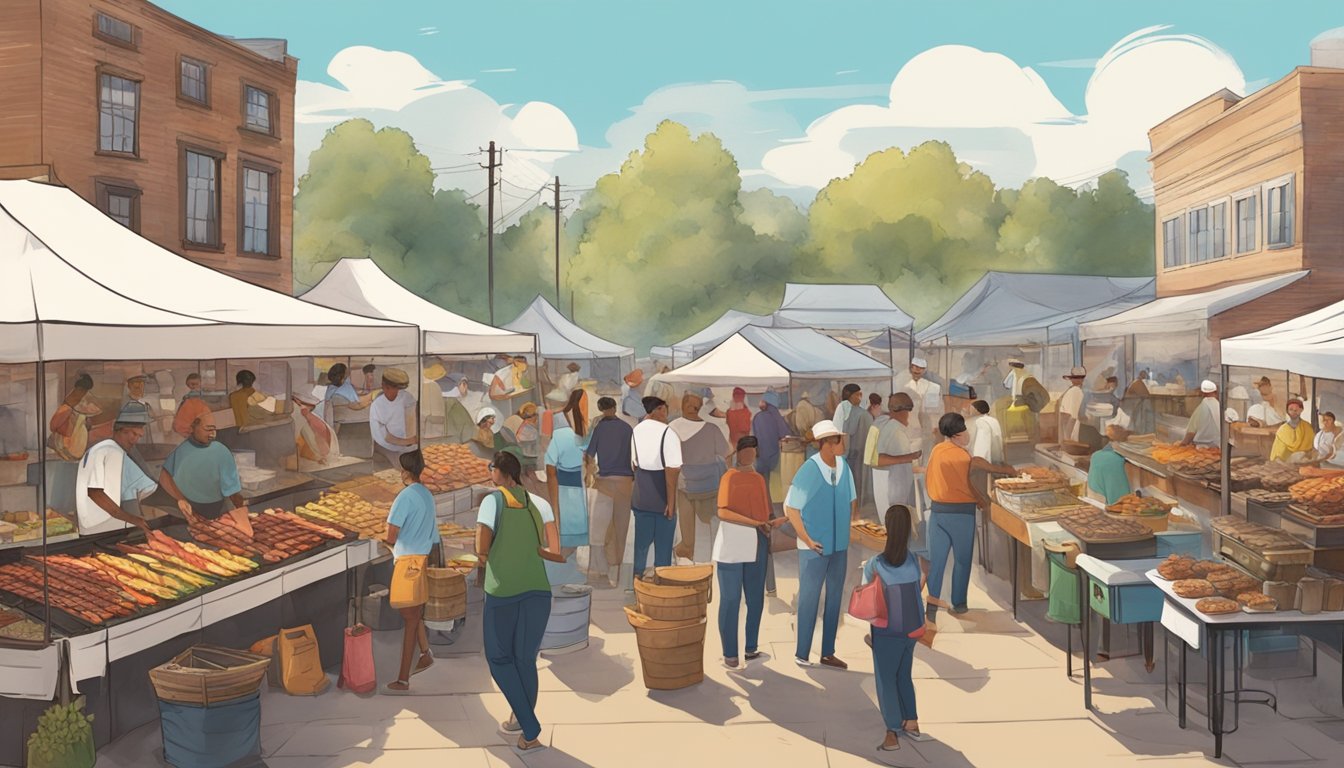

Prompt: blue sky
xmin=159 ymin=0 xmax=1344 ymax=206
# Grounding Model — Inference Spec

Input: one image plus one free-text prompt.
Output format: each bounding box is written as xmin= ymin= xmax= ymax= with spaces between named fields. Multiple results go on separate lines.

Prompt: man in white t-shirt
xmin=903 ymin=357 xmax=941 ymax=452
xmin=969 ymin=400 xmax=1004 ymax=464
xmin=1182 ymin=380 xmax=1223 ymax=447
xmin=1058 ymin=366 xmax=1087 ymax=444
xmin=75 ymin=402 xmax=158 ymax=535
xmin=630 ymin=396 xmax=683 ymax=577
xmin=370 ymin=368 xmax=419 ymax=469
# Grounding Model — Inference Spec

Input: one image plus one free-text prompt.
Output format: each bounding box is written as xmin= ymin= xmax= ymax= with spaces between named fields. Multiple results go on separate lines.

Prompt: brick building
xmin=0 ymin=0 xmax=297 ymax=293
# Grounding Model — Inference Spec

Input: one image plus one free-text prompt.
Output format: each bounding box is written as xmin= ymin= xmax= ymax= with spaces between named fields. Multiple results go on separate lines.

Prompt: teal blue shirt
xmin=387 ymin=483 xmax=437 ymax=558
xmin=784 ymin=454 xmax=856 ymax=555
xmin=1088 ymin=445 xmax=1131 ymax=505
xmin=163 ymin=440 xmax=241 ymax=503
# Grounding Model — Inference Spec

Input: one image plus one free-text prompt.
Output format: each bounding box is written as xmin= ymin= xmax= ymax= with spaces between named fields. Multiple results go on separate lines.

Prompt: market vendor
xmin=1057 ymin=366 xmax=1087 ymax=444
xmin=1315 ymin=412 xmax=1344 ymax=467
xmin=1121 ymin=370 xmax=1155 ymax=435
xmin=323 ymin=363 xmax=370 ymax=425
xmin=75 ymin=402 xmax=157 ymax=535
xmin=1002 ymin=359 xmax=1046 ymax=443
xmin=229 ymin=370 xmax=277 ymax=429
xmin=1247 ymin=377 xmax=1284 ymax=427
xmin=904 ymin=358 xmax=941 ymax=451
xmin=370 ymin=368 xmax=419 ymax=469
xmin=1088 ymin=425 xmax=1133 ymax=505
xmin=49 ymin=373 xmax=99 ymax=461
xmin=88 ymin=373 xmax=156 ymax=444
xmin=158 ymin=412 xmax=252 ymax=536
xmin=292 ymin=390 xmax=339 ymax=464
xmin=473 ymin=407 xmax=509 ymax=455
xmin=173 ymin=372 xmax=211 ymax=438
xmin=1269 ymin=398 xmax=1315 ymax=462
xmin=1180 ymin=380 xmax=1222 ymax=448
xmin=620 ymin=369 xmax=645 ymax=423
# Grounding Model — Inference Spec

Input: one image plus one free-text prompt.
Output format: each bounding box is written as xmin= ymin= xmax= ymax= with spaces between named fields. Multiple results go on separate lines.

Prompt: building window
xmin=240 ymin=165 xmax=278 ymax=256
xmin=98 ymin=73 xmax=139 ymax=155
xmin=94 ymin=13 xmax=135 ymax=47
xmin=1162 ymin=215 xmax=1184 ymax=268
xmin=95 ymin=181 xmax=140 ymax=232
xmin=1210 ymin=202 xmax=1227 ymax=261
xmin=243 ymin=86 xmax=273 ymax=134
xmin=1188 ymin=207 xmax=1212 ymax=263
xmin=1235 ymin=194 xmax=1258 ymax=254
xmin=1266 ymin=177 xmax=1293 ymax=248
xmin=182 ymin=148 xmax=222 ymax=248
xmin=179 ymin=57 xmax=209 ymax=106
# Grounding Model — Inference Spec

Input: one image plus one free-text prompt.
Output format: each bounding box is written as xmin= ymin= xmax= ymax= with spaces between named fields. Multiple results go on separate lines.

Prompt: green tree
xmin=495 ymin=203 xmax=574 ymax=322
xmin=566 ymin=121 xmax=796 ymax=351
xmin=739 ymin=188 xmax=807 ymax=245
xmin=293 ymin=119 xmax=489 ymax=317
xmin=996 ymin=170 xmax=1153 ymax=277
xmin=805 ymin=141 xmax=1005 ymax=323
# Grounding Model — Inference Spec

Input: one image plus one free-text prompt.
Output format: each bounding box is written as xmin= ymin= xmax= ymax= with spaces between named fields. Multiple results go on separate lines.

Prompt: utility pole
xmin=554 ymin=177 xmax=562 ymax=307
xmin=482 ymin=141 xmax=501 ymax=324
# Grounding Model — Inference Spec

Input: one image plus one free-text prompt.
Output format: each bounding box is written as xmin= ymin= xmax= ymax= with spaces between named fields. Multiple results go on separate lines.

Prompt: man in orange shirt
xmin=924 ymin=412 xmax=1014 ymax=625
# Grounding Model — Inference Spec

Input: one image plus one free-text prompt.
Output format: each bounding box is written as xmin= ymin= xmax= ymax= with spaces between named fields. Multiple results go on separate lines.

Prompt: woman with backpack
xmin=476 ymin=451 xmax=564 ymax=753
xmin=862 ymin=504 xmax=932 ymax=753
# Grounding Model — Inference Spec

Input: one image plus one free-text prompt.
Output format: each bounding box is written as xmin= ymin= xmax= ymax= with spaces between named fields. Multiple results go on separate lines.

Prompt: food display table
xmin=988 ymin=501 xmax=1082 ymax=619
xmin=1147 ymin=569 xmax=1344 ymax=759
xmin=1074 ymin=555 xmax=1164 ymax=710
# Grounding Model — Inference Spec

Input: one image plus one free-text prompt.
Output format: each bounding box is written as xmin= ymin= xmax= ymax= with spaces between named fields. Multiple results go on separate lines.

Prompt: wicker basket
xmin=149 ymin=645 xmax=270 ymax=707
xmin=634 ymin=578 xmax=705 ymax=621
xmin=652 ymin=564 xmax=713 ymax=605
xmin=624 ymin=607 xmax=706 ymax=690
xmin=425 ymin=567 xmax=467 ymax=622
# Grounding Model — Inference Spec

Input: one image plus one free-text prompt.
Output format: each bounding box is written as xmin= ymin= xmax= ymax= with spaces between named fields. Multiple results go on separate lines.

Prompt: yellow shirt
xmin=1270 ymin=421 xmax=1315 ymax=462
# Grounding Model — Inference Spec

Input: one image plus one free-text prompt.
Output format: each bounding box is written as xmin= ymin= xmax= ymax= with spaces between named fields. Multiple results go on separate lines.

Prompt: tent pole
xmin=37 ymin=359 xmax=50 ymax=647
xmin=887 ymin=329 xmax=895 ymax=394
xmin=1220 ymin=363 xmax=1230 ymax=518
xmin=1311 ymin=376 xmax=1319 ymax=430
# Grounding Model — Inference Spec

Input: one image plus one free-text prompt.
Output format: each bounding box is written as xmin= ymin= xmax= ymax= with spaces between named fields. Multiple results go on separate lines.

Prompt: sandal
xmin=383 ymin=680 xmax=410 ymax=695
xmin=878 ymin=731 xmax=901 ymax=752
xmin=412 ymin=654 xmax=434 ymax=676
xmin=902 ymin=728 xmax=933 ymax=742
xmin=500 ymin=714 xmax=522 ymax=734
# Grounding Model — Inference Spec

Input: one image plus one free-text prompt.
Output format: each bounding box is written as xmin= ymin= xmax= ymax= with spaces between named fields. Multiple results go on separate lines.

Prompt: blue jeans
xmin=482 ymin=591 xmax=551 ymax=741
xmin=872 ymin=634 xmax=918 ymax=731
xmin=716 ymin=533 xmax=767 ymax=659
xmin=796 ymin=547 xmax=849 ymax=660
xmin=928 ymin=504 xmax=977 ymax=611
xmin=632 ymin=508 xmax=675 ymax=577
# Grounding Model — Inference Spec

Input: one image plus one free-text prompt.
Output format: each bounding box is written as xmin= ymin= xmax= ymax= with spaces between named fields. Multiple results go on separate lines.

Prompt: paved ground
xmin=98 ymin=549 xmax=1344 ymax=768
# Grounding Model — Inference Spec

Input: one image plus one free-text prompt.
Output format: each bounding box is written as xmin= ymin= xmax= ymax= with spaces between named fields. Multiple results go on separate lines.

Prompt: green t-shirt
xmin=479 ymin=488 xmax=550 ymax=598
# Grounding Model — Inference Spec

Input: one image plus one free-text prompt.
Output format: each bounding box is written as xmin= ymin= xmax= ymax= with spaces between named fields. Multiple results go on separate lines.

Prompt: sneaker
xmin=500 ymin=714 xmax=522 ymax=734
xmin=819 ymin=655 xmax=848 ymax=670
xmin=744 ymin=650 xmax=762 ymax=661
xmin=724 ymin=657 xmax=740 ymax=669
xmin=608 ymin=566 xmax=621 ymax=588
xmin=794 ymin=656 xmax=815 ymax=668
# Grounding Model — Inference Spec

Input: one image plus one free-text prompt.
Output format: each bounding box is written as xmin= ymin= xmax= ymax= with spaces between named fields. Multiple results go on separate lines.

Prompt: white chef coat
xmin=1187 ymin=397 xmax=1222 ymax=447
xmin=1059 ymin=385 xmax=1084 ymax=441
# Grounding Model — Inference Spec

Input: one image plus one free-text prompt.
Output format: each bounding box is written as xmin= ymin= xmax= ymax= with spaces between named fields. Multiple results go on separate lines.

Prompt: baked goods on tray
xmin=1106 ymin=493 xmax=1173 ymax=517
xmin=1237 ymin=592 xmax=1278 ymax=612
xmin=1173 ymin=579 xmax=1217 ymax=599
xmin=1211 ymin=517 xmax=1309 ymax=553
xmin=1196 ymin=597 xmax=1239 ymax=615
xmin=1208 ymin=569 xmax=1262 ymax=599
xmin=1057 ymin=507 xmax=1151 ymax=541
xmin=1156 ymin=554 xmax=1196 ymax=581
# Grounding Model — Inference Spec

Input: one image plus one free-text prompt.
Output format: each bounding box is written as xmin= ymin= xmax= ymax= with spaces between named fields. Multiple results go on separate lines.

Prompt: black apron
xmin=632 ymin=425 xmax=669 ymax=513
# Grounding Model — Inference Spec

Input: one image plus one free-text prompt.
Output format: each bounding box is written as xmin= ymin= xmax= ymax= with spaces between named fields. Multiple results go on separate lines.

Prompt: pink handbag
xmin=847 ymin=576 xmax=887 ymax=629
xmin=337 ymin=624 xmax=376 ymax=694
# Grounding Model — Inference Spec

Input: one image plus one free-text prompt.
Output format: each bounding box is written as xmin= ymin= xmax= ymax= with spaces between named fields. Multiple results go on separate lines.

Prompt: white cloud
xmin=761 ymin=27 xmax=1246 ymax=197
xmin=481 ymin=68 xmax=517 ymax=73
xmin=294 ymin=47 xmax=577 ymax=226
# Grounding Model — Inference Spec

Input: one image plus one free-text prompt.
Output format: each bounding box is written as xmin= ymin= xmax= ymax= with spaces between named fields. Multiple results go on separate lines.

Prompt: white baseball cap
xmin=812 ymin=420 xmax=842 ymax=440
xmin=1200 ymin=380 xmax=1218 ymax=393
xmin=911 ymin=357 xmax=928 ymax=369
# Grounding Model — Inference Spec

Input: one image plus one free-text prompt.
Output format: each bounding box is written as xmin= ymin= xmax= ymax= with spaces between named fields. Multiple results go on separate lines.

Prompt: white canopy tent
xmin=1079 ymin=272 xmax=1308 ymax=340
xmin=659 ymin=326 xmax=891 ymax=389
xmin=300 ymin=258 xmax=534 ymax=355
xmin=650 ymin=310 xmax=776 ymax=365
xmin=919 ymin=272 xmax=1155 ymax=348
xmin=0 ymin=181 xmax=418 ymax=360
xmin=504 ymin=295 xmax=634 ymax=363
xmin=1222 ymin=297 xmax=1344 ymax=379
xmin=774 ymin=283 xmax=915 ymax=335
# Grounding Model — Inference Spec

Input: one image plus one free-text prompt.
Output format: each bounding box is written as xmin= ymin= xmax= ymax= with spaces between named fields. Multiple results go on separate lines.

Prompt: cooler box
xmin=1077 ymin=555 xmax=1165 ymax=625
xmin=159 ymin=692 xmax=261 ymax=768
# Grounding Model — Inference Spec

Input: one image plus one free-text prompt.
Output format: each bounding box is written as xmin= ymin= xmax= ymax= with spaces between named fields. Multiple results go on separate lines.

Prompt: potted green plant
xmin=26 ymin=698 xmax=95 ymax=768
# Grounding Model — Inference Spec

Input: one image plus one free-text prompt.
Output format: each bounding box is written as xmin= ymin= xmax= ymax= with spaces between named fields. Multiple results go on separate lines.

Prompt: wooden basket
xmin=624 ymin=607 xmax=706 ymax=691
xmin=652 ymin=564 xmax=713 ymax=605
xmin=634 ymin=578 xmax=705 ymax=621
xmin=425 ymin=567 xmax=467 ymax=622
xmin=149 ymin=645 xmax=270 ymax=707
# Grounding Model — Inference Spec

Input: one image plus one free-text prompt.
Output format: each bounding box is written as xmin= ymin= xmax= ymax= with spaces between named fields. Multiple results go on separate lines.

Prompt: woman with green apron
xmin=476 ymin=451 xmax=564 ymax=753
